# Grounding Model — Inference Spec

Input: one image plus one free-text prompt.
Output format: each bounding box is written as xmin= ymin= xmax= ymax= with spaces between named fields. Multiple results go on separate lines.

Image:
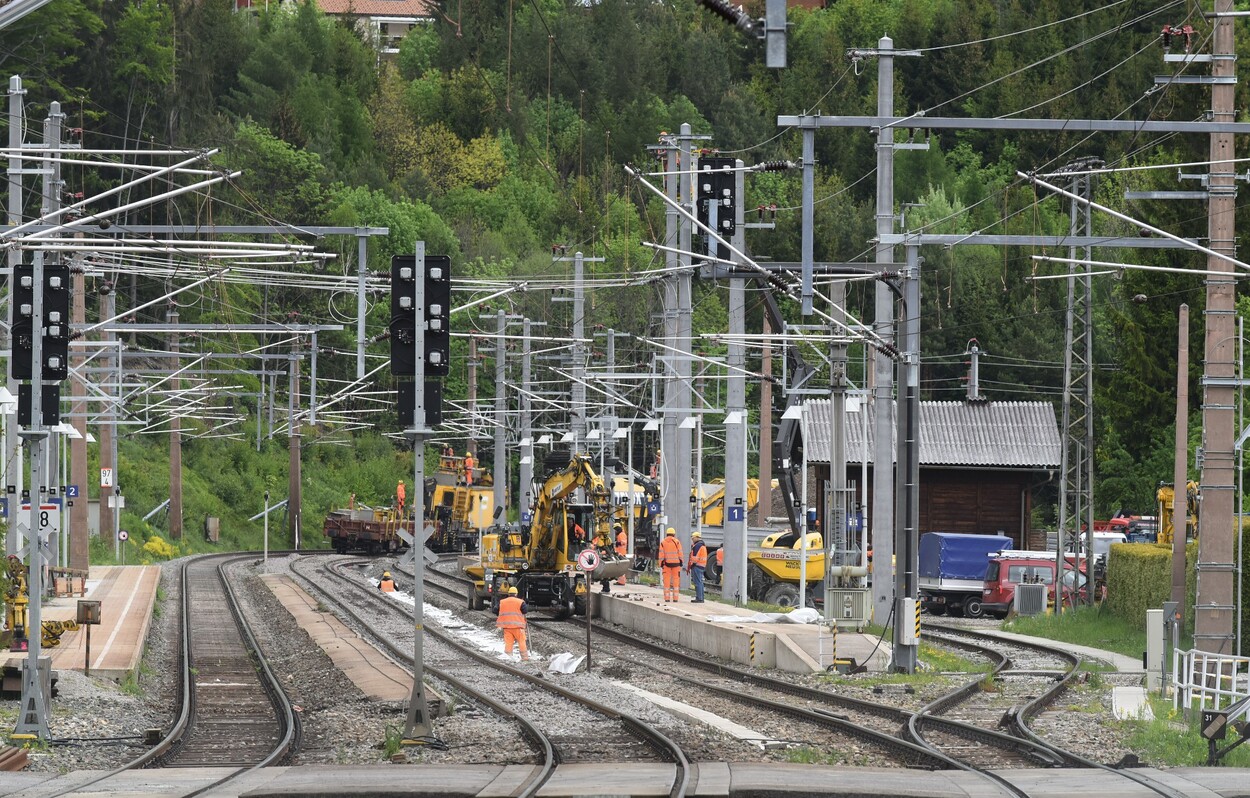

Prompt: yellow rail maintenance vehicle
xmin=1156 ymin=480 xmax=1199 ymax=546
xmin=465 ymin=452 xmax=630 ymax=617
xmin=747 ymin=529 xmax=825 ymax=608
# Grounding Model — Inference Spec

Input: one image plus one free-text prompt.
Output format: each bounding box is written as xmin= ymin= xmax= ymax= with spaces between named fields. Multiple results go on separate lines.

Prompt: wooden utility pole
xmin=168 ymin=309 xmax=182 ymax=539
xmin=1196 ymin=0 xmax=1237 ymax=654
xmin=1172 ymin=304 xmax=1188 ymax=608
xmin=288 ymin=353 xmax=302 ymax=549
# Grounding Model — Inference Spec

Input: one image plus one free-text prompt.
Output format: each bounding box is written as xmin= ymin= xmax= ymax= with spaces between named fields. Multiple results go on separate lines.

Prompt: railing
xmin=1172 ymin=648 xmax=1250 ymax=720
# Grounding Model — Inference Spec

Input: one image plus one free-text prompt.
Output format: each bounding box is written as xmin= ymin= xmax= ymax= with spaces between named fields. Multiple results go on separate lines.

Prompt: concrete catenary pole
xmin=288 ymin=352 xmax=301 ymax=549
xmin=893 ymin=243 xmax=921 ymax=672
xmin=467 ymin=335 xmax=478 ymax=458
xmin=98 ymin=284 xmax=115 ymax=548
xmin=675 ymin=124 xmax=694 ymax=579
xmin=872 ymin=36 xmax=897 ymax=629
xmin=356 ymin=232 xmax=368 ymax=381
xmin=494 ymin=309 xmax=506 ymax=515
xmin=69 ymin=251 xmax=88 ymax=570
xmin=662 ymin=136 xmax=679 ymax=539
xmin=519 ymin=318 xmax=533 ymax=516
xmin=5 ymin=77 xmax=24 ymax=556
xmin=1196 ymin=0 xmax=1237 ymax=655
xmin=572 ymin=252 xmax=586 ymax=449
xmin=723 ymin=160 xmax=748 ymax=603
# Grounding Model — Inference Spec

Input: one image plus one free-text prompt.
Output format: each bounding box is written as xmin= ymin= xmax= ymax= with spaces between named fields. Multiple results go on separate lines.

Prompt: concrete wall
xmin=597 ymin=598 xmax=823 ymax=674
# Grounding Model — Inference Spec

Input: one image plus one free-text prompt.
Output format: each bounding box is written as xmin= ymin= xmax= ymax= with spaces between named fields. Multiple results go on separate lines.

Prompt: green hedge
xmin=1110 ymin=545 xmax=1195 ymax=630
xmin=1107 ymin=531 xmax=1250 ymax=654
xmin=1105 ymin=542 xmax=1198 ymax=634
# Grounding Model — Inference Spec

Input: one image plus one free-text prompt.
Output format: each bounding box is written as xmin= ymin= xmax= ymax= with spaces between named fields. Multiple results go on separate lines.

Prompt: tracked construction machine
xmin=465 ymin=452 xmax=631 ymax=617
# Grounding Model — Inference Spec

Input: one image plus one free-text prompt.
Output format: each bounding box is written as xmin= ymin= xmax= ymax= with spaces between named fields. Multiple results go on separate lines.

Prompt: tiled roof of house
xmin=317 ymin=0 xmax=434 ymax=17
xmin=804 ymin=399 xmax=1061 ymax=468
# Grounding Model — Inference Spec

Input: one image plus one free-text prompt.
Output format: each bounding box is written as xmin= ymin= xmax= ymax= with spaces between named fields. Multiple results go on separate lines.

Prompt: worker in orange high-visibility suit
xmin=714 ymin=545 xmax=724 ymax=584
xmin=378 ymin=571 xmax=396 ymax=592
xmin=688 ymin=530 xmax=707 ymax=602
xmin=396 ymin=480 xmax=406 ymax=515
xmin=496 ymin=586 xmax=530 ymax=661
xmin=658 ymin=527 xmax=684 ymax=602
xmin=614 ymin=524 xmax=628 ymax=585
xmin=464 ymin=452 xmax=476 ymax=486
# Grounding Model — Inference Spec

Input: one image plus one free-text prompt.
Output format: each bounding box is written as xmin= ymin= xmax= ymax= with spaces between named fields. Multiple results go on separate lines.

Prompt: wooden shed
xmin=802 ymin=399 xmax=1062 ymax=550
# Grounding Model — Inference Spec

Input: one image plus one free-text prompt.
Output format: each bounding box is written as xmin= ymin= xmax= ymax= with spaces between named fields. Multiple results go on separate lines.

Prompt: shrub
xmin=143 ymin=535 xmax=176 ymax=560
xmin=1105 ymin=541 xmax=1198 ymax=634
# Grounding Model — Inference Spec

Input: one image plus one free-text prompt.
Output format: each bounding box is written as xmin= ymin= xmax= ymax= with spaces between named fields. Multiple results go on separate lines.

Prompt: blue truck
xmin=918 ymin=532 xmax=1014 ymax=619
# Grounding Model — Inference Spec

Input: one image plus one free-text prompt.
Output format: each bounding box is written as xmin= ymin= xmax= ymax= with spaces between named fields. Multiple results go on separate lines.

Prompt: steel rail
xmin=542 ymin=613 xmax=1065 ymax=774
xmin=308 ymin=557 xmax=690 ymax=798
xmin=288 ymin=556 xmax=556 ymax=797
xmin=41 ymin=552 xmax=304 ymax=798
xmin=926 ymin=623 xmax=1190 ymax=798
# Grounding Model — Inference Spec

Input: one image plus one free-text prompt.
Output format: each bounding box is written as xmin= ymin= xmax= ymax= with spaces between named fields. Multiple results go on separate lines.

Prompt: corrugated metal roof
xmin=804 ymin=399 xmax=1061 ymax=468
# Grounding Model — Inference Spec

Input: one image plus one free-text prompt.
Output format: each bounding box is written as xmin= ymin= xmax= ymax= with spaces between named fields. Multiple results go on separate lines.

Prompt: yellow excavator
xmin=465 ymin=452 xmax=631 ymax=617
xmin=2 ymin=556 xmax=78 ymax=650
xmin=696 ymin=478 xmax=761 ymax=527
xmin=3 ymin=556 xmax=29 ymax=651
xmin=1157 ymin=480 xmax=1199 ymax=545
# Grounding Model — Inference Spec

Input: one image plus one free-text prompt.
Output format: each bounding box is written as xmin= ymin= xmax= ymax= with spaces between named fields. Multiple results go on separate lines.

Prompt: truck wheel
xmin=962 ymin=598 xmax=985 ymax=619
xmin=747 ymin=563 xmax=768 ymax=600
xmin=927 ymin=605 xmax=947 ymax=617
xmin=468 ymin=588 xmax=485 ymax=611
xmin=763 ymin=583 xmax=801 ymax=608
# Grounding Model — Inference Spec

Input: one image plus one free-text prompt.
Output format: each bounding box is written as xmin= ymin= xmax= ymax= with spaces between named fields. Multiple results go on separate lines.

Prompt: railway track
xmin=421 ymin=558 xmax=1034 ymax=775
xmin=43 ymin=553 xmax=300 ymax=798
xmin=419 ymin=559 xmax=1054 ymax=773
xmin=921 ymin=623 xmax=1190 ymax=798
xmin=357 ymin=556 xmax=1194 ymax=797
xmin=153 ymin=554 xmax=299 ymax=768
xmin=289 ymin=555 xmax=691 ymax=798
xmin=529 ymin=613 xmax=1049 ymax=774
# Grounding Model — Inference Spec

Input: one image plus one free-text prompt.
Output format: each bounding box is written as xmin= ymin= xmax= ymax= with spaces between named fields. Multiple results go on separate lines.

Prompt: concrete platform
xmin=593 ymin=582 xmax=888 ymax=674
xmin=6 ymin=764 xmax=1250 ymax=797
xmin=260 ymin=574 xmax=412 ymax=702
xmin=32 ymin=566 xmax=160 ymax=681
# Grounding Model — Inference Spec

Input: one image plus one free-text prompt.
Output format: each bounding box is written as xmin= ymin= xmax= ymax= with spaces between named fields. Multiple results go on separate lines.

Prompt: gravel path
xmin=2 ymin=553 xmax=1167 ymax=775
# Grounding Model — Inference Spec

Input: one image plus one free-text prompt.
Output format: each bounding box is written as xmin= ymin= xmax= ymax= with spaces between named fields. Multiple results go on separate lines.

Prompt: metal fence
xmin=1173 ymin=648 xmax=1250 ymax=719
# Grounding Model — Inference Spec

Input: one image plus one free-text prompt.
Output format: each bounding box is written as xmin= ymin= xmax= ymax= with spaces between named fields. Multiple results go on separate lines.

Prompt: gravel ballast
xmin=2 ymin=553 xmax=1171 ymax=775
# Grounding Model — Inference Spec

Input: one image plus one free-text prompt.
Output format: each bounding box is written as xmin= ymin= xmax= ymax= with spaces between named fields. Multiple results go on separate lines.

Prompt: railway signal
xmin=391 ymin=253 xmax=450 ymax=427
xmin=389 ymin=256 xmax=418 ymax=376
xmin=10 ymin=263 xmax=70 ymax=382
xmin=423 ymin=255 xmax=451 ymax=377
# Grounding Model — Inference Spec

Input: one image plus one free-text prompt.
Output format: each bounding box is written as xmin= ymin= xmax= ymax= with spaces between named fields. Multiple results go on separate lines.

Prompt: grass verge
xmin=1002 ymin=604 xmax=1155 ymax=659
xmin=1122 ymin=697 xmax=1250 ymax=767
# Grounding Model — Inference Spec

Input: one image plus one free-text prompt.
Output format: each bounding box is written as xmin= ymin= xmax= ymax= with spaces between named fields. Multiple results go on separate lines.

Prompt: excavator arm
xmin=760 ymin=285 xmax=816 ymax=535
xmin=529 ymin=454 xmax=613 ymax=553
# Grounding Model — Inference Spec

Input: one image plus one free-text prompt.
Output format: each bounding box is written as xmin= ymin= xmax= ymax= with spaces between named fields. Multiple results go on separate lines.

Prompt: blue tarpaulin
xmin=919 ymin=533 xmax=1014 ymax=581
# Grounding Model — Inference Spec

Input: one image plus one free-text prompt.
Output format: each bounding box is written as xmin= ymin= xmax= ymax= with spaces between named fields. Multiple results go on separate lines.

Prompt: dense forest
xmin=0 ymin=0 xmax=1244 ymax=546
